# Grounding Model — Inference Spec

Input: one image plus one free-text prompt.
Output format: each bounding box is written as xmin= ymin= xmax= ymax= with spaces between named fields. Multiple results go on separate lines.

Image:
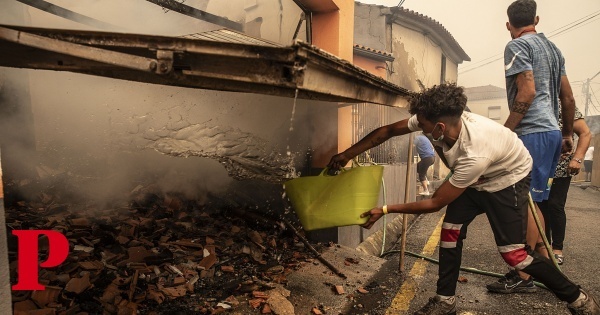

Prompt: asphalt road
xmin=373 ymin=182 xmax=600 ymax=315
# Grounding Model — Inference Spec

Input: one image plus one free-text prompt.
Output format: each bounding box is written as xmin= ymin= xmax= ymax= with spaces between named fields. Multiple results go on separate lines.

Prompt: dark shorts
xmin=417 ymin=156 xmax=434 ymax=181
xmin=519 ymin=130 xmax=561 ymax=202
xmin=584 ymin=160 xmax=593 ymax=173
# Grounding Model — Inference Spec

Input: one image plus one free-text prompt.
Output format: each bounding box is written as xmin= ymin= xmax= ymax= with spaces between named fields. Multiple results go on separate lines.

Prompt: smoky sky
xmin=358 ymin=0 xmax=600 ymax=115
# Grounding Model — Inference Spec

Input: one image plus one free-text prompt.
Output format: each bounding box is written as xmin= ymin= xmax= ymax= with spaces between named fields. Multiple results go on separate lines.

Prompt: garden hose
xmin=381 ymin=249 xmax=549 ymax=290
xmin=377 ymin=171 xmax=551 ymax=289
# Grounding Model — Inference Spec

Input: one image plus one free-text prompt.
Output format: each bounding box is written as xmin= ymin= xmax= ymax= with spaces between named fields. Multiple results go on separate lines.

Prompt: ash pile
xmin=5 ymin=178 xmax=322 ymax=315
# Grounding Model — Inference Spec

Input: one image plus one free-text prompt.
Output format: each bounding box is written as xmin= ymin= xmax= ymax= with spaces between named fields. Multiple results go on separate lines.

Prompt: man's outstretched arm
xmin=360 ymin=180 xmax=466 ymax=229
xmin=328 ymin=119 xmax=412 ymax=170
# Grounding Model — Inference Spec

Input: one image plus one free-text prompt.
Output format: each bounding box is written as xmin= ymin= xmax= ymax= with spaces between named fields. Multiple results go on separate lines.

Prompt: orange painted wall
xmin=301 ymin=0 xmax=356 ymax=167
xmin=353 ymin=54 xmax=387 ymax=78
xmin=311 ymin=0 xmax=354 ymax=62
xmin=337 ymin=105 xmax=353 ymax=160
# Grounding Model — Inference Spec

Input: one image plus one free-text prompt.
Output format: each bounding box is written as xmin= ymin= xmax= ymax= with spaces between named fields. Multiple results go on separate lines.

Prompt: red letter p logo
xmin=11 ymin=230 xmax=69 ymax=290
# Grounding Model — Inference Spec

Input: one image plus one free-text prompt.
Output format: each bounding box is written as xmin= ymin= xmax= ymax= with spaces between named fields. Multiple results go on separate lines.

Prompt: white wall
xmin=388 ymin=22 xmax=459 ymax=90
xmin=467 ymin=98 xmax=510 ymax=124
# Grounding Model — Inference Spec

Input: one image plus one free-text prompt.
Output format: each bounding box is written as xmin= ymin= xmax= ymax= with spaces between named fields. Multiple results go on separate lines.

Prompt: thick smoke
xmin=0 ymin=0 xmax=335 ymax=212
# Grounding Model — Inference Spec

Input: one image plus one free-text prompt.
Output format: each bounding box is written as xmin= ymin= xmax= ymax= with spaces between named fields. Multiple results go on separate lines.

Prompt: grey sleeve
xmin=504 ymin=40 xmax=532 ymax=77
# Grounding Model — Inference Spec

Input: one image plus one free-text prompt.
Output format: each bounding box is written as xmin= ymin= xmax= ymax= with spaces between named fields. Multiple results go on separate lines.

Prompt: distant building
xmin=352 ymin=1 xmax=470 ymax=167
xmin=464 ymin=85 xmax=508 ymax=124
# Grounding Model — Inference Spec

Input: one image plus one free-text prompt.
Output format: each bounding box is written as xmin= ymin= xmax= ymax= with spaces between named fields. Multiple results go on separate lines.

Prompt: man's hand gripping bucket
xmin=284 ymin=162 xmax=384 ymax=231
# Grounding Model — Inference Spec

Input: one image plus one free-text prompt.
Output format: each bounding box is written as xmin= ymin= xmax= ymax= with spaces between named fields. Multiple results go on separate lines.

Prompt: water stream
xmin=142 ymin=89 xmax=302 ymax=184
xmin=284 ymin=88 xmax=300 ymax=178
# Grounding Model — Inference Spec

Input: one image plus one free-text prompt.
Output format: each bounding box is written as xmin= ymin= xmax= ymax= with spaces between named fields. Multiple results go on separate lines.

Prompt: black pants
xmin=417 ymin=156 xmax=435 ymax=181
xmin=437 ymin=175 xmax=580 ymax=303
xmin=539 ymin=176 xmax=571 ymax=250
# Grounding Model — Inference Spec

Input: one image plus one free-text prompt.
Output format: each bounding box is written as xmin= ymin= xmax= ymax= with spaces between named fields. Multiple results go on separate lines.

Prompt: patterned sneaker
xmin=486 ymin=270 xmax=537 ymax=294
xmin=414 ymin=295 xmax=456 ymax=315
xmin=568 ymin=289 xmax=600 ymax=315
xmin=555 ymin=253 xmax=564 ymax=265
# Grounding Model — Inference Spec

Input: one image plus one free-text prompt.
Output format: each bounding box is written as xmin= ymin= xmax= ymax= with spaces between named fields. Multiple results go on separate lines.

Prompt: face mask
xmin=424 ymin=123 xmax=444 ymax=142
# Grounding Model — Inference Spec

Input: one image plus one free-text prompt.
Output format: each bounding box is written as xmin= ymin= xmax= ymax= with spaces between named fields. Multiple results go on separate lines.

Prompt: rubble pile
xmin=6 ymin=182 xmax=318 ymax=315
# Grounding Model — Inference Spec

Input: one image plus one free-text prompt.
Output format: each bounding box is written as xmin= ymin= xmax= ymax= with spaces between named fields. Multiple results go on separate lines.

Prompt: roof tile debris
xmin=6 ymin=178 xmax=320 ymax=314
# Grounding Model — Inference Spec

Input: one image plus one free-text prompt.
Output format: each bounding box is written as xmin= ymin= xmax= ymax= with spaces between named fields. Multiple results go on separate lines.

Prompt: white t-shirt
xmin=408 ymin=112 xmax=533 ymax=192
xmin=585 ymin=146 xmax=594 ymax=161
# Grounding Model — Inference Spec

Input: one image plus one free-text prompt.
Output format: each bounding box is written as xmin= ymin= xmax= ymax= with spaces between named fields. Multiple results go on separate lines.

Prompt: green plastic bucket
xmin=284 ymin=165 xmax=384 ymax=231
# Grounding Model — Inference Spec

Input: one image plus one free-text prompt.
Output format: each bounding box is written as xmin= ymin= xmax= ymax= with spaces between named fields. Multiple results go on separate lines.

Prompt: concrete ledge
xmin=356 ymin=213 xmax=417 ymax=256
xmin=355 ymin=178 xmax=443 ymax=257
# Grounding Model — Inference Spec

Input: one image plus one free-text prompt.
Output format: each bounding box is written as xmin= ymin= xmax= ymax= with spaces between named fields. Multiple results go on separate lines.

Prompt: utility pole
xmin=584 ymin=70 xmax=600 ymax=117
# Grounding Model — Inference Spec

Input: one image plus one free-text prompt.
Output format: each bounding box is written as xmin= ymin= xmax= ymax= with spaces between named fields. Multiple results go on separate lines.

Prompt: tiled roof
xmin=353 ymin=44 xmax=393 ymax=57
xmin=353 ymin=44 xmax=395 ymax=62
xmin=391 ymin=6 xmax=470 ymax=62
xmin=464 ymin=85 xmax=506 ymax=101
xmin=355 ymin=2 xmax=470 ymax=63
xmin=181 ymin=29 xmax=281 ymax=47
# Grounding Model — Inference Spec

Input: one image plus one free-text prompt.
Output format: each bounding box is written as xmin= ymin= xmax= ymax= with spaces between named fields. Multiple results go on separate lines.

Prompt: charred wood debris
xmin=4 ymin=178 xmax=350 ymax=315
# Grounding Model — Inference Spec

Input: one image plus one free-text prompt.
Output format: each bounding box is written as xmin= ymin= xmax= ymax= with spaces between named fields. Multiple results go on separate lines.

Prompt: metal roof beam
xmin=0 ymin=25 xmax=409 ymax=107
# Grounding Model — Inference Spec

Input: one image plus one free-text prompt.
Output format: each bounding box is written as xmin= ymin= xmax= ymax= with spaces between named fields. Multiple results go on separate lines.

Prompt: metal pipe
xmin=399 ymin=133 xmax=414 ymax=272
xmin=527 ymin=192 xmax=561 ymax=269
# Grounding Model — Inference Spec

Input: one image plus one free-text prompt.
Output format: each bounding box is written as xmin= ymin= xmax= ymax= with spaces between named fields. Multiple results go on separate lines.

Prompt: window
xmin=352 ymin=103 xmax=409 ymax=164
xmin=488 ymin=106 xmax=501 ymax=120
xmin=440 ymin=55 xmax=446 ymax=84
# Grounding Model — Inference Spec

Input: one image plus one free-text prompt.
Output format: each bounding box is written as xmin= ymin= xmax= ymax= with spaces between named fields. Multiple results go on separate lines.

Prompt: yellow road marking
xmin=386 ymin=215 xmax=444 ymax=314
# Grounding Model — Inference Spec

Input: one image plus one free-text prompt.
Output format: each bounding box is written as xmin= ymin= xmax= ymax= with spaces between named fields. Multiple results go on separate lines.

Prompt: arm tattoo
xmin=521 ymin=71 xmax=534 ymax=82
xmin=371 ymin=136 xmax=385 ymax=147
xmin=512 ymin=101 xmax=531 ymax=115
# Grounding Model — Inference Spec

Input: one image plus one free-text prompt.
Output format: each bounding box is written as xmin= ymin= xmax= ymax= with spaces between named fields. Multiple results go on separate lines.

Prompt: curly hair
xmin=507 ymin=0 xmax=537 ymax=28
xmin=408 ymin=82 xmax=467 ymax=122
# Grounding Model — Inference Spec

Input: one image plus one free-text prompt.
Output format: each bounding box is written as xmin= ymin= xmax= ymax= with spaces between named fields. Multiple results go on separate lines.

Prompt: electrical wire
xmin=550 ymin=17 xmax=600 ymax=38
xmin=590 ymin=88 xmax=600 ymax=114
xmin=459 ymin=10 xmax=600 ymax=75
xmin=592 ymin=88 xmax=600 ymax=106
xmin=460 ymin=11 xmax=600 ymax=73
xmin=546 ymin=10 xmax=600 ymax=37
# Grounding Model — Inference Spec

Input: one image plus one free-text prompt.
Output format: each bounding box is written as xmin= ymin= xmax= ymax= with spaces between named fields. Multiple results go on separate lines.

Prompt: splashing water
xmin=289 ymin=89 xmax=298 ymax=133
xmin=144 ymin=123 xmax=295 ymax=183
xmin=140 ymin=89 xmax=302 ymax=183
xmin=284 ymin=89 xmax=300 ymax=179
